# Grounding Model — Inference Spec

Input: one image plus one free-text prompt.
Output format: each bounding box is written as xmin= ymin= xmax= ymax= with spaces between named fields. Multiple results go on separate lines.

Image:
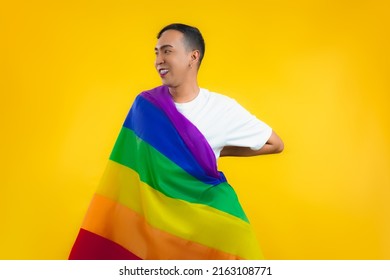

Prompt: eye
xmin=164 ymin=49 xmax=172 ymax=54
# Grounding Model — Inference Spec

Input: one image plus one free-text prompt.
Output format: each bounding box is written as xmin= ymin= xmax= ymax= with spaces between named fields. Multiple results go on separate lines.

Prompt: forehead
xmin=155 ymin=29 xmax=185 ymax=49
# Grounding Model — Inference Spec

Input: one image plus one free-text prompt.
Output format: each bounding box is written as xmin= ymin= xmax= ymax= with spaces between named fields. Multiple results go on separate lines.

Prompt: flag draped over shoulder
xmin=69 ymin=85 xmax=263 ymax=260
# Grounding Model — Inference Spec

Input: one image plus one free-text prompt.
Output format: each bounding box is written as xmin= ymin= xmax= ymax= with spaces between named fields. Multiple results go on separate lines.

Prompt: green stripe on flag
xmin=109 ymin=127 xmax=249 ymax=222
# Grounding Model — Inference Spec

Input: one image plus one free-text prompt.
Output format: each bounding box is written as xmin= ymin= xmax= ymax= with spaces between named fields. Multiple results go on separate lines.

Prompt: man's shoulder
xmin=140 ymin=85 xmax=166 ymax=95
xmin=200 ymin=88 xmax=236 ymax=106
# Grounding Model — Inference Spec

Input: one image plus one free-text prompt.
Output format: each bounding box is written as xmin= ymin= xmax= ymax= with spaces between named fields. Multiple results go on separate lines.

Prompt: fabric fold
xmin=69 ymin=85 xmax=263 ymax=260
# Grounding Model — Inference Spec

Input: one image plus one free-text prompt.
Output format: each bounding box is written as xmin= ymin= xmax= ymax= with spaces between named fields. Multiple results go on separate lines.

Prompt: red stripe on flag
xmin=68 ymin=228 xmax=141 ymax=260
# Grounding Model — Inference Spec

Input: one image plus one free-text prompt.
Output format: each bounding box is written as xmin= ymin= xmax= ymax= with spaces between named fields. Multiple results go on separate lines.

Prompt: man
xmin=154 ymin=24 xmax=283 ymax=158
xmin=69 ymin=23 xmax=283 ymax=260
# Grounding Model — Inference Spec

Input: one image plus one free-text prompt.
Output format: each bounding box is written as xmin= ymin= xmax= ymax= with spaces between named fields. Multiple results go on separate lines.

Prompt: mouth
xmin=158 ymin=68 xmax=169 ymax=77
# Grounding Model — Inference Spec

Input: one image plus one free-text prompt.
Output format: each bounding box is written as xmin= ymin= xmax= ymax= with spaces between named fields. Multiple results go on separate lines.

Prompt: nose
xmin=155 ymin=53 xmax=164 ymax=67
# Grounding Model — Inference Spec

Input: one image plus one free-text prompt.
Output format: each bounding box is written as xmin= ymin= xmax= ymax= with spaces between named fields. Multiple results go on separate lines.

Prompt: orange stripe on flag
xmin=81 ymin=194 xmax=244 ymax=260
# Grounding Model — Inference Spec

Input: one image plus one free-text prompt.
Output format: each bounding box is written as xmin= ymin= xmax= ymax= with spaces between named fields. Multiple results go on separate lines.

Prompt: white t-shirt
xmin=175 ymin=88 xmax=272 ymax=159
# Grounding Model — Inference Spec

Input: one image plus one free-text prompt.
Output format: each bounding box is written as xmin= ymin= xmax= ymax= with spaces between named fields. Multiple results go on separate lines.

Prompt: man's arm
xmin=220 ymin=130 xmax=284 ymax=157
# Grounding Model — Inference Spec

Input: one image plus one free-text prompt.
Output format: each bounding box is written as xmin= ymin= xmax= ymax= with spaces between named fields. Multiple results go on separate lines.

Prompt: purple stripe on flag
xmin=140 ymin=86 xmax=220 ymax=179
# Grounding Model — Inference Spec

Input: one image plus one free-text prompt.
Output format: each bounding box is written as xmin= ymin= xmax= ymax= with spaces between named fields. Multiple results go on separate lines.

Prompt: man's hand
xmin=220 ymin=131 xmax=284 ymax=157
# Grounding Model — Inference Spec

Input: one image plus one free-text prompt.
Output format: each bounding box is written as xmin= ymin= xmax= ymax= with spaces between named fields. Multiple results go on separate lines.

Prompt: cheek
xmin=175 ymin=58 xmax=190 ymax=72
xmin=173 ymin=53 xmax=190 ymax=67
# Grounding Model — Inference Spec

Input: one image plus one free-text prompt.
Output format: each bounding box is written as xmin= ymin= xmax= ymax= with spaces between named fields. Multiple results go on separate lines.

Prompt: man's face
xmin=154 ymin=30 xmax=192 ymax=88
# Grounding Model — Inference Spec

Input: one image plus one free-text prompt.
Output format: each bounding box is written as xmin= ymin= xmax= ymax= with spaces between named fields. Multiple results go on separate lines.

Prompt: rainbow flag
xmin=69 ymin=85 xmax=263 ymax=260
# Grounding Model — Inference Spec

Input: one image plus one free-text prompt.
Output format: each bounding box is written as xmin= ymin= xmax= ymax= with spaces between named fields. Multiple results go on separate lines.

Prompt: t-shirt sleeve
xmin=222 ymin=99 xmax=273 ymax=150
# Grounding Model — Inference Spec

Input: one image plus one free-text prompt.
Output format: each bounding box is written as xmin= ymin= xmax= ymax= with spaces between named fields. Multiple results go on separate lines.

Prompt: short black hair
xmin=157 ymin=23 xmax=205 ymax=66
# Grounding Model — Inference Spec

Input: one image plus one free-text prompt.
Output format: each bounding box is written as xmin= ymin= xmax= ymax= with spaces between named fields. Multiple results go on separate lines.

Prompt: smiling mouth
xmin=159 ymin=69 xmax=169 ymax=76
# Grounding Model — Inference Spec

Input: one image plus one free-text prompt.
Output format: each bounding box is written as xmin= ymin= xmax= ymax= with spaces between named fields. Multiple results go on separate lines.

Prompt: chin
xmin=161 ymin=79 xmax=174 ymax=88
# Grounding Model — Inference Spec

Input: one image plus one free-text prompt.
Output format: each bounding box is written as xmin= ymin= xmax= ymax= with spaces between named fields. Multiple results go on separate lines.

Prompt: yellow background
xmin=1 ymin=0 xmax=389 ymax=259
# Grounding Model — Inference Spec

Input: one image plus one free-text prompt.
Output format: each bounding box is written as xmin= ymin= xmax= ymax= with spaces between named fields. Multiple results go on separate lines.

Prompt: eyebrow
xmin=154 ymin=44 xmax=174 ymax=51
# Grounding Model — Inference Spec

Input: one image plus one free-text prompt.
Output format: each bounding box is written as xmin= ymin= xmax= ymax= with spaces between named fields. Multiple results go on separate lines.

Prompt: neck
xmin=168 ymin=80 xmax=200 ymax=103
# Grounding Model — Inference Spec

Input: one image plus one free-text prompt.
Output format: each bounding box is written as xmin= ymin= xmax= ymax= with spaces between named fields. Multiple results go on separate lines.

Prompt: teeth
xmin=159 ymin=69 xmax=169 ymax=74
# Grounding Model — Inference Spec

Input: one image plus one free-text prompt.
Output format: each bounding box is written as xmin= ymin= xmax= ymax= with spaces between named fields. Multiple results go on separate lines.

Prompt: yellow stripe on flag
xmin=85 ymin=160 xmax=262 ymax=259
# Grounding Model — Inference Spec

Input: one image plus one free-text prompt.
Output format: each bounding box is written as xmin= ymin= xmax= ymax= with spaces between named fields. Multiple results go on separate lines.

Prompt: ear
xmin=191 ymin=50 xmax=200 ymax=63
